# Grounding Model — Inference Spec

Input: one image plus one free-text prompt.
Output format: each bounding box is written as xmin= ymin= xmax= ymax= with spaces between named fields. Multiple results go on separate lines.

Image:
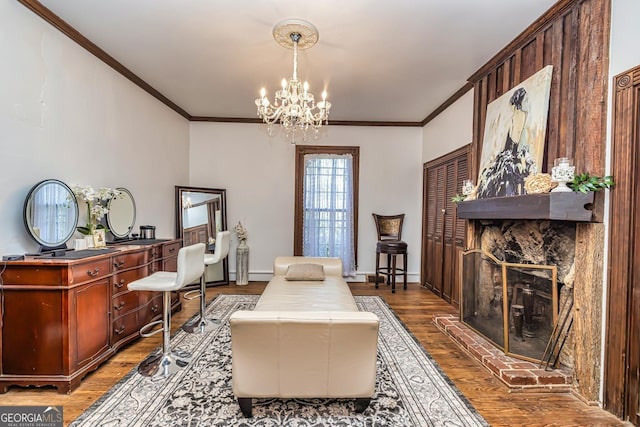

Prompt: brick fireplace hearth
xmin=434 ymin=314 xmax=572 ymax=391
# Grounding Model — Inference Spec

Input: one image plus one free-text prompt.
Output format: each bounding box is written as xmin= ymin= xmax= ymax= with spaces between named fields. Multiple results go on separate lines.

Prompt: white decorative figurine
xmin=551 ymin=157 xmax=575 ymax=192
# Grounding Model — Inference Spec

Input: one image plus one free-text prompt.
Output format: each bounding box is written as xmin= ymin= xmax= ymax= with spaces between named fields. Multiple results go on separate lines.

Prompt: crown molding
xmin=17 ymin=0 xmax=191 ymax=120
xmin=18 ymin=0 xmax=468 ymax=128
xmin=420 ymin=83 xmax=473 ymax=126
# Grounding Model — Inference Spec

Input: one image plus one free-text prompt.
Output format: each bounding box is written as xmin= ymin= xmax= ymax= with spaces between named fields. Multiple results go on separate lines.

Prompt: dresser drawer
xmin=140 ymin=294 xmax=163 ymax=324
xmin=112 ymin=266 xmax=148 ymax=294
xmin=137 ymin=290 xmax=160 ymax=305
xmin=163 ymin=241 xmax=181 ymax=258
xmin=70 ymin=258 xmax=112 ymax=284
xmin=112 ymin=290 xmax=139 ymax=317
xmin=113 ymin=251 xmax=148 ymax=272
xmin=112 ymin=310 xmax=139 ymax=341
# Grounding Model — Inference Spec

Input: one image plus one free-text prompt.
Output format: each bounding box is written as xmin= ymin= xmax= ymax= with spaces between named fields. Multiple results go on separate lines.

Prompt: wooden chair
xmin=372 ymin=213 xmax=407 ymax=293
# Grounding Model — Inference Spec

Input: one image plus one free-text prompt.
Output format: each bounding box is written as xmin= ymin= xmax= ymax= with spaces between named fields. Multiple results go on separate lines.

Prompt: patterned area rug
xmin=70 ymin=295 xmax=488 ymax=426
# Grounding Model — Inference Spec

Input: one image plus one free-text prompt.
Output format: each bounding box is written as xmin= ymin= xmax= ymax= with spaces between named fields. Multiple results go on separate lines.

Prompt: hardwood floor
xmin=0 ymin=282 xmax=629 ymax=426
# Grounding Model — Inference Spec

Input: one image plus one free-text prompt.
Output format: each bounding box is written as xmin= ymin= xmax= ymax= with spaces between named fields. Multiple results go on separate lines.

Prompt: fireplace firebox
xmin=460 ymin=249 xmax=558 ymax=363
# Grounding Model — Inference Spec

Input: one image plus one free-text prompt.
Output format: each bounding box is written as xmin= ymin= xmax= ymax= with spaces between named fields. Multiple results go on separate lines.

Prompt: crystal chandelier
xmin=255 ymin=19 xmax=331 ymax=144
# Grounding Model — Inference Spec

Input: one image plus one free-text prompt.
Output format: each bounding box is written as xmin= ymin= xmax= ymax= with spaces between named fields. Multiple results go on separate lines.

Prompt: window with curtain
xmin=294 ymin=146 xmax=359 ymax=276
xmin=32 ymin=184 xmax=75 ymax=243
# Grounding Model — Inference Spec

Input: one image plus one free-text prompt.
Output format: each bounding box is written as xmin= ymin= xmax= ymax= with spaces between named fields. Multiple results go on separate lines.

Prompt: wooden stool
xmin=372 ymin=213 xmax=407 ymax=293
xmin=375 ymin=240 xmax=407 ymax=293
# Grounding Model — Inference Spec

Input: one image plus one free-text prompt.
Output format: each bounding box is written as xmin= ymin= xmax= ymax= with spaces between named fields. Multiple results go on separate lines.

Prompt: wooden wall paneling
xmin=520 ymin=39 xmax=538 ymax=81
xmin=487 ymin=68 xmax=497 ymax=104
xmin=466 ymin=0 xmax=610 ymax=405
xmin=502 ymin=59 xmax=512 ymax=97
xmin=495 ymin=64 xmax=504 ymax=99
xmin=536 ymin=33 xmax=545 ymax=71
xmin=630 ymin=189 xmax=640 ymax=423
xmin=512 ymin=50 xmax=522 ymax=86
xmin=574 ymin=0 xmax=610 ymax=176
xmin=545 ymin=19 xmax=564 ymax=165
xmin=605 ymin=68 xmax=639 ymax=420
xmin=561 ymin=10 xmax=579 ymax=162
xmin=573 ymin=222 xmax=605 ymax=403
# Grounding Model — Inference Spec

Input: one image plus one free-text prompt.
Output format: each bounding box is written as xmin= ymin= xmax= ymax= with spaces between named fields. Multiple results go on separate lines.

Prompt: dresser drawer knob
xmin=115 ymin=279 xmax=125 ymax=288
xmin=114 ymin=301 xmax=126 ymax=311
xmin=114 ymin=325 xmax=126 ymax=335
xmin=151 ymin=304 xmax=159 ymax=313
xmin=169 ymin=248 xmax=176 ymax=253
xmin=114 ymin=260 xmax=125 ymax=269
xmin=87 ymin=267 xmax=100 ymax=277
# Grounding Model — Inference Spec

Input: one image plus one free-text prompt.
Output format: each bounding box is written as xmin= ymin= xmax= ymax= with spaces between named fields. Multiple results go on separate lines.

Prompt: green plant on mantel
xmin=568 ymin=173 xmax=615 ymax=193
xmin=451 ymin=194 xmax=467 ymax=203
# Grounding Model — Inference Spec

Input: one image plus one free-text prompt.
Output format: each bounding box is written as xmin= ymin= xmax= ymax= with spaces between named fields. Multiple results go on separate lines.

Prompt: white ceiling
xmin=36 ymin=0 xmax=558 ymax=122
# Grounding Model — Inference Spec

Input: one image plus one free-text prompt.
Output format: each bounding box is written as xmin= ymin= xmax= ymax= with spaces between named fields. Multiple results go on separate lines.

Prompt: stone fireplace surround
xmin=474 ymin=220 xmax=576 ymax=366
xmin=450 ymin=192 xmax=601 ymax=395
xmin=448 ymin=220 xmax=578 ymax=391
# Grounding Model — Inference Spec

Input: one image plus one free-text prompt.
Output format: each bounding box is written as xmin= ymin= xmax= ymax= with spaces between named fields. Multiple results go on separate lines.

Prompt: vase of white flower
xmin=234 ymin=221 xmax=249 ymax=285
xmin=72 ymin=185 xmax=122 ymax=246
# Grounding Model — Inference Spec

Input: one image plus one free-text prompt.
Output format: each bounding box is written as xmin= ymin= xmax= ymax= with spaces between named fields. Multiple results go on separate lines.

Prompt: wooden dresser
xmin=0 ymin=239 xmax=182 ymax=393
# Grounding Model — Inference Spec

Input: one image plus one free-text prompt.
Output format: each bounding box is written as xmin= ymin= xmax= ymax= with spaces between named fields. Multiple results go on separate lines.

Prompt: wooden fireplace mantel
xmin=456 ymin=191 xmax=595 ymax=222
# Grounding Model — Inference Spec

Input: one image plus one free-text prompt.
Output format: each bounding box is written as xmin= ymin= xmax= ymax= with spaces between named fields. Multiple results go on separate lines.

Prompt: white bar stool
xmin=127 ymin=242 xmax=205 ymax=378
xmin=183 ymin=231 xmax=231 ymax=334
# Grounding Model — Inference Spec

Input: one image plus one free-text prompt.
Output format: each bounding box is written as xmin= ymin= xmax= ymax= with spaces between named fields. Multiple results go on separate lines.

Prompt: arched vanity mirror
xmin=175 ymin=186 xmax=228 ymax=286
xmin=23 ymin=179 xmax=79 ymax=253
xmin=106 ymin=187 xmax=136 ymax=240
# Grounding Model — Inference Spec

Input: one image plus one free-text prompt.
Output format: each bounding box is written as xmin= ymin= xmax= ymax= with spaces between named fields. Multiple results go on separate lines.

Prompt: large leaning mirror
xmin=175 ymin=186 xmax=228 ymax=286
xmin=23 ymin=179 xmax=79 ymax=253
xmin=106 ymin=187 xmax=136 ymax=240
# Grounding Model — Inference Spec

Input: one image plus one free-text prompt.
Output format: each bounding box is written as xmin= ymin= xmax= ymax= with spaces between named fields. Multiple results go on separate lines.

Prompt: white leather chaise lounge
xmin=229 ymin=256 xmax=380 ymax=417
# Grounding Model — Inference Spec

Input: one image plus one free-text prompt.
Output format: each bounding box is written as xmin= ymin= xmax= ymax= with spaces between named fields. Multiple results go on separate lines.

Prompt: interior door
xmin=422 ymin=145 xmax=470 ymax=307
xmin=606 ymin=65 xmax=640 ymax=424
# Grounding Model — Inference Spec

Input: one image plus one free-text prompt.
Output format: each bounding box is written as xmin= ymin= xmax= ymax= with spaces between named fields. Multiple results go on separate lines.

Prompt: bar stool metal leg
xmin=182 ymin=274 xmax=219 ymax=334
xmin=138 ymin=292 xmax=191 ymax=378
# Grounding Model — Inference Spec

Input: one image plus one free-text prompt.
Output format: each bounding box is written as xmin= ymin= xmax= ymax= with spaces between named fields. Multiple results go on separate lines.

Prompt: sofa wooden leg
xmin=238 ymin=397 xmax=253 ymax=417
xmin=354 ymin=397 xmax=371 ymax=413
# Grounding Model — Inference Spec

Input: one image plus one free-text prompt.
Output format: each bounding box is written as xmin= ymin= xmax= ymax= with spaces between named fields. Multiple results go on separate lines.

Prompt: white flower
xmin=72 ymin=185 xmax=122 ymax=234
xmin=234 ymin=221 xmax=247 ymax=241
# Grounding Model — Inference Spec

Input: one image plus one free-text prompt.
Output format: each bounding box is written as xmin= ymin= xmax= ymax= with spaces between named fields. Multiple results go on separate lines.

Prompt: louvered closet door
xmin=424 ymin=167 xmax=438 ymax=289
xmin=422 ymin=145 xmax=469 ymax=307
xmin=451 ymin=155 xmax=469 ymax=306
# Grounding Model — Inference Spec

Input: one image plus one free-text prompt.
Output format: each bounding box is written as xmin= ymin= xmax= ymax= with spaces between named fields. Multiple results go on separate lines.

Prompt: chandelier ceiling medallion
xmin=255 ymin=19 xmax=331 ymax=144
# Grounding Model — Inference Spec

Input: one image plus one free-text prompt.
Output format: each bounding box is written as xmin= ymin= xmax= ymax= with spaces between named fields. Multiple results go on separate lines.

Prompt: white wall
xmin=422 ymin=90 xmax=474 ymax=164
xmin=189 ymin=122 xmax=423 ymax=281
xmin=609 ymin=0 xmax=640 ymax=76
xmin=0 ymin=1 xmax=189 ymax=256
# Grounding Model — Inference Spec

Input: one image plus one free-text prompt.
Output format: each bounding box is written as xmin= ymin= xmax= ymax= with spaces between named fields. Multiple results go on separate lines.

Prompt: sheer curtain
xmin=32 ymin=185 xmax=74 ymax=243
xmin=302 ymin=153 xmax=356 ymax=276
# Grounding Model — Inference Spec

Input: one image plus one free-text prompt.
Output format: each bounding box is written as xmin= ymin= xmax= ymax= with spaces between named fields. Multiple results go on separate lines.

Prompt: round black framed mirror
xmin=106 ymin=187 xmax=136 ymax=239
xmin=23 ymin=179 xmax=79 ymax=252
